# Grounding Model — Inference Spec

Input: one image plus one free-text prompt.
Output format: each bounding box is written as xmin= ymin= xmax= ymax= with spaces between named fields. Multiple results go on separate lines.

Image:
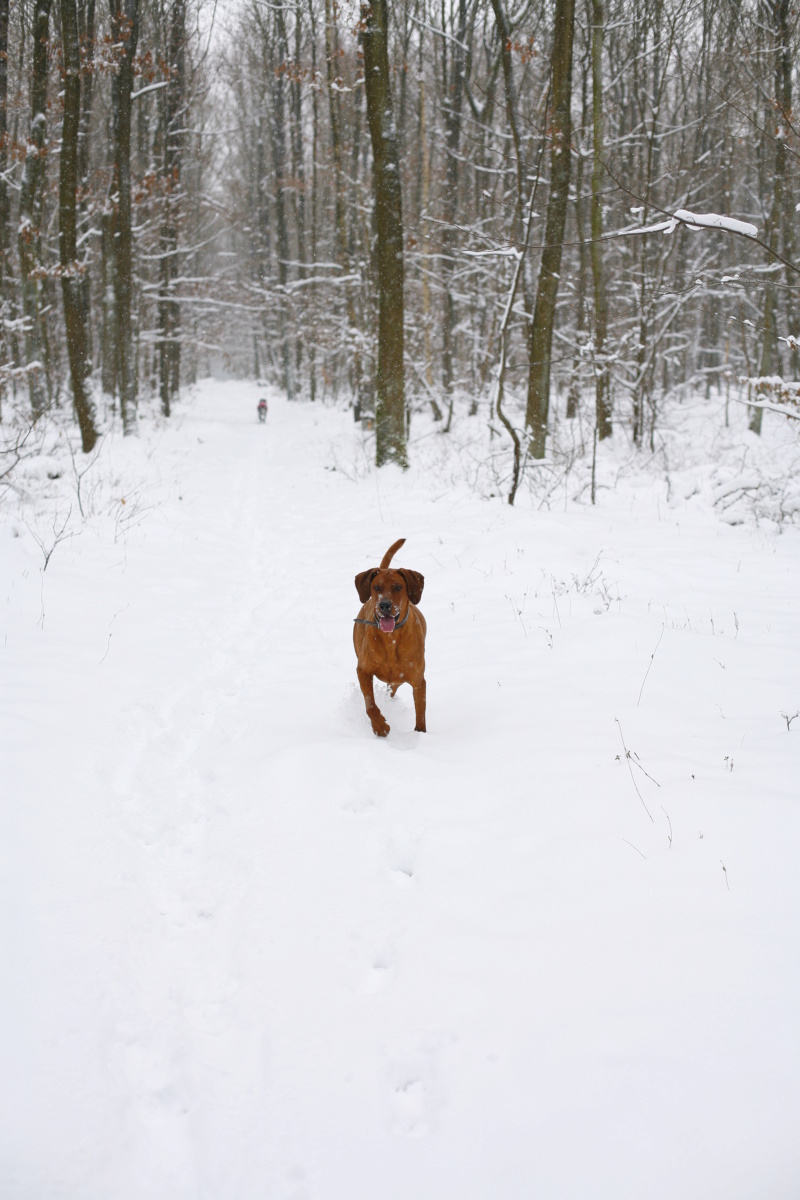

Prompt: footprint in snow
xmin=347 ymin=930 xmax=397 ymax=995
xmin=357 ymin=959 xmax=396 ymax=994
xmin=385 ymin=1036 xmax=443 ymax=1137
xmin=386 ymin=832 xmax=416 ymax=886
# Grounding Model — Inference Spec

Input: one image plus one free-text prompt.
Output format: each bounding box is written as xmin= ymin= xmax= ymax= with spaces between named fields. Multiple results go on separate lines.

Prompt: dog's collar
xmin=354 ymin=611 xmax=410 ymax=631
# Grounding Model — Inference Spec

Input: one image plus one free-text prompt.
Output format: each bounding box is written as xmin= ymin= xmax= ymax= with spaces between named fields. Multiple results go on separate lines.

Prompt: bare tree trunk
xmin=101 ymin=194 xmax=117 ymax=404
xmin=631 ymin=0 xmax=665 ymax=448
xmin=307 ymin=0 xmax=318 ymax=400
xmin=324 ymin=0 xmax=346 ymax=269
xmin=158 ymin=0 xmax=185 ymax=418
xmin=567 ymin=53 xmax=588 ymax=421
xmin=419 ymin=68 xmax=437 ymax=414
xmin=589 ymin=0 xmax=612 ymax=439
xmin=489 ymin=0 xmax=526 ymax=244
xmin=440 ymin=0 xmax=469 ymax=430
xmin=271 ymin=5 xmax=293 ymax=399
xmin=324 ymin=0 xmax=360 ymax=409
xmin=109 ymin=0 xmax=140 ymax=435
xmin=779 ymin=0 xmax=798 ymax=379
xmin=0 ymin=0 xmax=9 ymax=418
xmin=18 ymin=0 xmax=53 ymax=420
xmin=254 ymin=106 xmax=271 ymax=377
xmin=526 ymin=0 xmax=575 ymax=458
xmin=752 ymin=0 xmax=791 ymax=433
xmin=362 ymin=0 xmax=406 ymax=467
xmin=59 ymin=0 xmax=98 ymax=451
xmin=291 ymin=5 xmax=307 ymax=385
xmin=77 ymin=0 xmax=96 ymax=367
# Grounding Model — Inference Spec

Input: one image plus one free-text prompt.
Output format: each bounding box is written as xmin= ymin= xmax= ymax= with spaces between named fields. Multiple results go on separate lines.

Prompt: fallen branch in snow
xmin=781 ymin=710 xmax=799 ymax=732
xmin=614 ymin=718 xmax=655 ymax=822
xmin=712 ymin=473 xmax=763 ymax=504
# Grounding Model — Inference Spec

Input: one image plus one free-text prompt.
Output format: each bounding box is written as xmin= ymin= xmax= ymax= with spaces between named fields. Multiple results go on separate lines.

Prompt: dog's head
xmin=355 ymin=564 xmax=424 ymax=632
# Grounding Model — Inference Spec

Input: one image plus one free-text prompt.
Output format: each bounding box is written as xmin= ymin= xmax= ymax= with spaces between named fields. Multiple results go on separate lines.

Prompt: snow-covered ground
xmin=2 ymin=380 xmax=799 ymax=1199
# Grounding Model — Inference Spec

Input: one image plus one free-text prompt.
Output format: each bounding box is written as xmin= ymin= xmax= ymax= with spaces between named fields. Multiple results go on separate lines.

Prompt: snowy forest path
xmin=3 ymin=380 xmax=800 ymax=1200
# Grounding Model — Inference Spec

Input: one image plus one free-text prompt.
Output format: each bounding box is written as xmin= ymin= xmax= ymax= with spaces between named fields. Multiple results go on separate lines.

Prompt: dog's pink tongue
xmin=379 ymin=615 xmax=396 ymax=633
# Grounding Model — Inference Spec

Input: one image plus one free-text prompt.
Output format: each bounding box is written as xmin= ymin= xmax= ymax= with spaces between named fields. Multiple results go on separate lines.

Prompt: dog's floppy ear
xmin=399 ymin=569 xmax=424 ymax=605
xmin=355 ymin=568 xmax=377 ymax=603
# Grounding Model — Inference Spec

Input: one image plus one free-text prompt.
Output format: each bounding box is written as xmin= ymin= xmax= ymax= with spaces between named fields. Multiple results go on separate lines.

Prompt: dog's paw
xmin=372 ymin=717 xmax=390 ymax=737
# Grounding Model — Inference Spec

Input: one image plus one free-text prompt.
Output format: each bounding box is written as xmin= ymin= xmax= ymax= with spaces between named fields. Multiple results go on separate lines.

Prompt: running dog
xmin=353 ymin=538 xmax=426 ymax=736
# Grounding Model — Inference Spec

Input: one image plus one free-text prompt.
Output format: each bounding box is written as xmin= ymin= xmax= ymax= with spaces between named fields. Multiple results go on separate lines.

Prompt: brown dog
xmin=353 ymin=538 xmax=426 ymax=737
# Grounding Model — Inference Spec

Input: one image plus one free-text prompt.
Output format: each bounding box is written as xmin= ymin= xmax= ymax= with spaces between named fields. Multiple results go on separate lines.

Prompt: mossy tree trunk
xmin=158 ymin=0 xmax=185 ymax=418
xmin=362 ymin=0 xmax=406 ymax=467
xmin=525 ymin=0 xmax=575 ymax=459
xmin=18 ymin=0 xmax=53 ymax=420
xmin=590 ymin=0 xmax=612 ymax=440
xmin=59 ymin=0 xmax=98 ymax=451
xmin=109 ymin=0 xmax=140 ymax=435
xmin=752 ymin=0 xmax=791 ymax=435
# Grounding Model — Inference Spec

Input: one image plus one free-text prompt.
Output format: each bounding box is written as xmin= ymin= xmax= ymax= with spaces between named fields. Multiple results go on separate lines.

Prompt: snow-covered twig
xmin=637 ymin=625 xmax=665 ymax=706
xmin=610 ymin=209 xmax=758 ymax=241
xmin=731 ymin=396 xmax=800 ymax=422
xmin=615 ymin=718 xmax=655 ymax=822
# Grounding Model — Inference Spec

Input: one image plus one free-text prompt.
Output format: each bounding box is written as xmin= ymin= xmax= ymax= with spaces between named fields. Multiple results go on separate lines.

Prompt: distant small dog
xmin=257 ymin=398 xmax=268 ymax=423
xmin=353 ymin=538 xmax=426 ymax=737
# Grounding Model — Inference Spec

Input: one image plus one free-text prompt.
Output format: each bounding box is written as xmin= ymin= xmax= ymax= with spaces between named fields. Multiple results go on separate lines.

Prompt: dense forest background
xmin=1 ymin=0 xmax=798 ymax=484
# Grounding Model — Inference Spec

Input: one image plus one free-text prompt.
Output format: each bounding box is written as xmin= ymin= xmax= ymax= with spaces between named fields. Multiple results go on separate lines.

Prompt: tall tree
xmin=270 ymin=3 xmax=294 ymax=398
xmin=59 ymin=0 xmax=98 ymax=451
xmin=751 ymin=0 xmax=791 ymax=435
xmin=158 ymin=0 xmax=186 ymax=417
xmin=100 ymin=182 xmax=117 ymax=404
xmin=18 ymin=0 xmax=53 ymax=419
xmin=362 ymin=0 xmax=406 ymax=467
xmin=77 ymin=0 xmax=96 ymax=366
xmin=526 ymin=0 xmax=576 ymax=458
xmin=490 ymin=0 xmax=526 ymax=246
xmin=589 ymin=0 xmax=611 ymax=439
xmin=0 ymin=0 xmax=9 ymax=417
xmin=439 ymin=0 xmax=470 ymax=429
xmin=109 ymin=0 xmax=140 ymax=435
xmin=324 ymin=0 xmax=361 ymax=409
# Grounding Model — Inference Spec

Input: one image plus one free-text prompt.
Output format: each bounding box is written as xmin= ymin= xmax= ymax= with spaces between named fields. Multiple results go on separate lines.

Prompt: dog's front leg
xmin=412 ymin=678 xmax=426 ymax=733
xmin=357 ymin=666 xmax=390 ymax=737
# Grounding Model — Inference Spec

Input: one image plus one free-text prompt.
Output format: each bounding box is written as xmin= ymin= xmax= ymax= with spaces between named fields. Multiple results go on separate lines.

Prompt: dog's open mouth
xmin=378 ymin=612 xmax=398 ymax=632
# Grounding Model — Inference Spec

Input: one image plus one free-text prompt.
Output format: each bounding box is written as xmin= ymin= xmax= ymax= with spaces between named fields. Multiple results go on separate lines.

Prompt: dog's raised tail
xmin=380 ymin=538 xmax=406 ymax=569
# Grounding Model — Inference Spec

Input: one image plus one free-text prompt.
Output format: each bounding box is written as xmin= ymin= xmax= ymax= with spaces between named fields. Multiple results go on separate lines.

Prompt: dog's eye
xmin=392 ymin=584 xmax=402 ymax=593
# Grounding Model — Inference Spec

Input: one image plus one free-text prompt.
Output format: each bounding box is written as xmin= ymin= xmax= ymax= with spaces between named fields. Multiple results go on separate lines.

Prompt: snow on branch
xmin=667 ymin=210 xmax=758 ymax=237
xmin=735 ymin=376 xmax=800 ymax=422
xmin=609 ymin=210 xmax=758 ymax=241
xmin=132 ymin=81 xmax=169 ymax=101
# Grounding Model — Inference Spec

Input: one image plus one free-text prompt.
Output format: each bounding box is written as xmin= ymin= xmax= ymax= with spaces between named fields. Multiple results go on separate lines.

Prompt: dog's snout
xmin=378 ymin=597 xmax=392 ymax=613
